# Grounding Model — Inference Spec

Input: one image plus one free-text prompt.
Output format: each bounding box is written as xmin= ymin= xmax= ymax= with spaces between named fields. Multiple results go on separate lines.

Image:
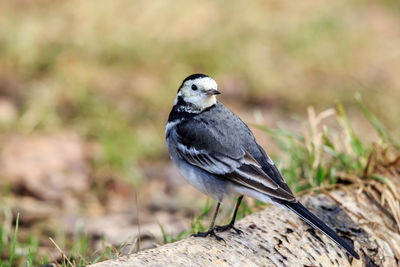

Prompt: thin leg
xmin=192 ymin=202 xmax=225 ymax=241
xmin=215 ymin=196 xmax=243 ymax=234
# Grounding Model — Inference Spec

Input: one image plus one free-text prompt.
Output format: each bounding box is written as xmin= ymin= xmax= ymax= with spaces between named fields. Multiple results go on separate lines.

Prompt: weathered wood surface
xmin=90 ymin=186 xmax=398 ymax=267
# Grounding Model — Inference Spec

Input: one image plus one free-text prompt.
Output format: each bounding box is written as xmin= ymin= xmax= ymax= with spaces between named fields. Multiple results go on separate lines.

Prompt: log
xmin=90 ymin=184 xmax=399 ymax=267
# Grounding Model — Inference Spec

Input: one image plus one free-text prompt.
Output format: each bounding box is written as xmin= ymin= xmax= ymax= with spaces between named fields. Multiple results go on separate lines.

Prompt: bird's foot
xmin=215 ymin=223 xmax=243 ymax=234
xmin=192 ymin=228 xmax=225 ymax=242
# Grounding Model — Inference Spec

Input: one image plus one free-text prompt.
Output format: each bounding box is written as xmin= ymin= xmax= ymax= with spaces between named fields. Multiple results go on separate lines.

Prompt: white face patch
xmin=175 ymin=77 xmax=219 ymax=111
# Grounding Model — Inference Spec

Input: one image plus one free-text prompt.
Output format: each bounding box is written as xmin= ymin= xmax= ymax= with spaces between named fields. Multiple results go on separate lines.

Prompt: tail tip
xmin=350 ymin=250 xmax=360 ymax=260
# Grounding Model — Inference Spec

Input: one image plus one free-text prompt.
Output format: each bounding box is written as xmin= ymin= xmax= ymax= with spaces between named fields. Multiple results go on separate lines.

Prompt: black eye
xmin=191 ymin=84 xmax=198 ymax=91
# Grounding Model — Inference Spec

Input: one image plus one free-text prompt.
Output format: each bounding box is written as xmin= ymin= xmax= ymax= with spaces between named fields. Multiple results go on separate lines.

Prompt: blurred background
xmin=0 ymin=0 xmax=399 ymax=265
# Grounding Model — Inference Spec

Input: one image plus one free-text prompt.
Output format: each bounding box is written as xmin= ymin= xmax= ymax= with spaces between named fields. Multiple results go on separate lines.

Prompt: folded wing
xmin=176 ymin=120 xmax=296 ymax=202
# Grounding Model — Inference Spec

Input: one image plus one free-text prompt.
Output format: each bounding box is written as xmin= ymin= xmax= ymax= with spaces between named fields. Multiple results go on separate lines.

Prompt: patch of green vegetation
xmin=159 ymin=224 xmax=189 ymax=245
xmin=189 ymin=198 xmax=215 ymax=235
xmin=283 ymin=13 xmax=345 ymax=57
xmin=71 ymin=89 xmax=146 ymax=184
xmin=0 ymin=210 xmax=121 ymax=266
xmin=257 ymin=95 xmax=397 ymax=192
xmin=10 ymin=84 xmax=154 ymax=185
xmin=0 ymin=213 xmax=37 ymax=267
xmin=9 ymin=213 xmax=19 ymax=267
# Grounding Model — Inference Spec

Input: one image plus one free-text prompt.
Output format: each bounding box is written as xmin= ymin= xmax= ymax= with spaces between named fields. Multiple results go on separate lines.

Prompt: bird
xmin=165 ymin=73 xmax=359 ymax=259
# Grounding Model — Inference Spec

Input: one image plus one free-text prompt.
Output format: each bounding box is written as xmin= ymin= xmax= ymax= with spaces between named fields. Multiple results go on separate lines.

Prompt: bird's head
xmin=175 ymin=74 xmax=221 ymax=112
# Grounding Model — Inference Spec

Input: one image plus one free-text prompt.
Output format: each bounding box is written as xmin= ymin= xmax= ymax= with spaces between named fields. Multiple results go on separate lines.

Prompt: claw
xmin=215 ymin=224 xmax=243 ymax=235
xmin=192 ymin=228 xmax=225 ymax=242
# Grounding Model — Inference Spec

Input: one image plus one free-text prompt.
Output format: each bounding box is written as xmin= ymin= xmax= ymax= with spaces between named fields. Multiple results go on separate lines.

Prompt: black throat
xmin=168 ymin=96 xmax=216 ymax=122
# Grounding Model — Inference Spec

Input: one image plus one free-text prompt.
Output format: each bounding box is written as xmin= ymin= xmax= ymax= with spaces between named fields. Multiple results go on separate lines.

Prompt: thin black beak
xmin=206 ymin=89 xmax=221 ymax=95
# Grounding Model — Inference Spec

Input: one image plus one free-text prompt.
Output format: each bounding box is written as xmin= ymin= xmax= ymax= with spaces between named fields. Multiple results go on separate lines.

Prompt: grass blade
xmin=9 ymin=213 xmax=19 ymax=267
xmin=355 ymin=93 xmax=399 ymax=148
xmin=336 ymin=102 xmax=365 ymax=155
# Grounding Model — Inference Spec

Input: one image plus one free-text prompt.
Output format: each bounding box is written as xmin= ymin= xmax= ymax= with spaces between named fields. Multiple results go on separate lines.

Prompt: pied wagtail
xmin=165 ymin=73 xmax=359 ymax=259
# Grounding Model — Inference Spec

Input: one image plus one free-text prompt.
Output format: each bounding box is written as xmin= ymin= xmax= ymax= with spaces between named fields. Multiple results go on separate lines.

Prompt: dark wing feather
xmin=257 ymin=144 xmax=294 ymax=194
xmin=229 ymin=163 xmax=296 ymax=201
xmin=175 ymin=119 xmax=296 ymax=202
xmin=176 ymin=143 xmax=242 ymax=174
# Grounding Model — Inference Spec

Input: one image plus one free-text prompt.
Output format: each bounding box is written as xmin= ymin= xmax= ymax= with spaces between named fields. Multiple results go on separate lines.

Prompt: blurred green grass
xmin=1 ymin=0 xmax=399 ymax=184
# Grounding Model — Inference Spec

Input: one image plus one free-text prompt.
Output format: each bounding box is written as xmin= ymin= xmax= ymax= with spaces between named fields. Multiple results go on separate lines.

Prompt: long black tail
xmin=285 ymin=202 xmax=360 ymax=259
